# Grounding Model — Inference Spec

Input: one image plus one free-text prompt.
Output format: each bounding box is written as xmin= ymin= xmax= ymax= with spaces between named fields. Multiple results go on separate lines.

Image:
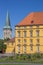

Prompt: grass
xmin=0 ymin=64 xmax=28 ymax=65
xmin=0 ymin=64 xmax=29 ymax=65
xmin=0 ymin=56 xmax=43 ymax=64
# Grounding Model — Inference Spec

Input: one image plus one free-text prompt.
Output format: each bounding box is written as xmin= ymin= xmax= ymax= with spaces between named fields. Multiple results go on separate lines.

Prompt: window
xmin=36 ymin=39 xmax=40 ymax=52
xmin=24 ymin=46 xmax=26 ymax=53
xmin=18 ymin=26 xmax=20 ymax=29
xmin=36 ymin=30 xmax=39 ymax=37
xmin=30 ymin=45 xmax=33 ymax=51
xmin=10 ymin=34 xmax=12 ymax=38
xmin=24 ymin=39 xmax=26 ymax=44
xmin=37 ymin=25 xmax=39 ymax=28
xmin=30 ymin=39 xmax=33 ymax=51
xmin=30 ymin=39 xmax=33 ymax=44
xmin=31 ymin=21 xmax=34 ymax=24
xmin=6 ymin=32 xmax=7 ymax=35
xmin=30 ymin=25 xmax=32 ymax=28
xmin=24 ymin=26 xmax=26 ymax=29
xmin=24 ymin=31 xmax=26 ymax=37
xmin=18 ymin=46 xmax=20 ymax=54
xmin=18 ymin=39 xmax=20 ymax=44
xmin=18 ymin=31 xmax=20 ymax=37
xmin=37 ymin=39 xmax=39 ymax=44
xmin=37 ymin=46 xmax=40 ymax=52
xmin=30 ymin=30 xmax=33 ymax=37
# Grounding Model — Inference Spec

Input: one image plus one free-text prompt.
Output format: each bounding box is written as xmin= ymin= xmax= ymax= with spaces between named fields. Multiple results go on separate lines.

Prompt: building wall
xmin=4 ymin=41 xmax=15 ymax=53
xmin=15 ymin=25 xmax=43 ymax=54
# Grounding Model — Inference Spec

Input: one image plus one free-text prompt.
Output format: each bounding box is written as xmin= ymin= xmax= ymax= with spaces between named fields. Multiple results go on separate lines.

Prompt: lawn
xmin=0 ymin=64 xmax=28 ymax=65
xmin=0 ymin=64 xmax=31 ymax=65
xmin=0 ymin=64 xmax=25 ymax=65
xmin=0 ymin=56 xmax=43 ymax=64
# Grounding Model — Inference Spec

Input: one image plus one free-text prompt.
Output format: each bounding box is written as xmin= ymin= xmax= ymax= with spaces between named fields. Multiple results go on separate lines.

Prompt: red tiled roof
xmin=7 ymin=38 xmax=15 ymax=43
xmin=16 ymin=12 xmax=43 ymax=26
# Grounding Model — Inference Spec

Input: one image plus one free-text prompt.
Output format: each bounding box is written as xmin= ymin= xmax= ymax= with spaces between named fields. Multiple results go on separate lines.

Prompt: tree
xmin=0 ymin=39 xmax=7 ymax=53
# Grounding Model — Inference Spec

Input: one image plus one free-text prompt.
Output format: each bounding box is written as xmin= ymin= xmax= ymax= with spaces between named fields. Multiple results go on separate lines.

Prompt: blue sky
xmin=0 ymin=0 xmax=43 ymax=39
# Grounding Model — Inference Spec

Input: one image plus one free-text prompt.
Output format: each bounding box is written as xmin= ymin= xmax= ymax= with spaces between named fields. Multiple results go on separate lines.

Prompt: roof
xmin=16 ymin=12 xmax=43 ymax=26
xmin=3 ymin=11 xmax=12 ymax=29
xmin=7 ymin=38 xmax=15 ymax=43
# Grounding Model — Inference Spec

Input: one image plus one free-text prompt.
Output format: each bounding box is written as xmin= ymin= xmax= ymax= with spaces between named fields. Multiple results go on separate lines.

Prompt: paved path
xmin=0 ymin=63 xmax=43 ymax=65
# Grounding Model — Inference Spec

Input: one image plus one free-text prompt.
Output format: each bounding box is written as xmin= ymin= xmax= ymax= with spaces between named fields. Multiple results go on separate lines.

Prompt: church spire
xmin=5 ymin=11 xmax=11 ymax=26
xmin=4 ymin=11 xmax=12 ymax=30
xmin=3 ymin=11 xmax=12 ymax=39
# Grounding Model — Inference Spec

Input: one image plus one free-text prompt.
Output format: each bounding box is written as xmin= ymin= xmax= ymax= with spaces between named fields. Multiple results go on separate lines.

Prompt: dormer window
xmin=31 ymin=21 xmax=34 ymax=24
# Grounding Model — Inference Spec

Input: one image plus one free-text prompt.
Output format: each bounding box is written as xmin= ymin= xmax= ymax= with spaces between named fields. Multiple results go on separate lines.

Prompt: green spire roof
xmin=4 ymin=11 xmax=12 ymax=30
xmin=6 ymin=11 xmax=11 ymax=26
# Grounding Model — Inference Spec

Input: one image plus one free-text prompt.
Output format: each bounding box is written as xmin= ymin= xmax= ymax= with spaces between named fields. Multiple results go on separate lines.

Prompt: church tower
xmin=3 ymin=11 xmax=12 ymax=39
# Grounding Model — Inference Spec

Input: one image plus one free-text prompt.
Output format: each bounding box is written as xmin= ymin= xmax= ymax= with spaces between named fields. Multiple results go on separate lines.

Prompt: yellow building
xmin=15 ymin=12 xmax=43 ymax=54
xmin=5 ymin=38 xmax=15 ymax=53
xmin=5 ymin=12 xmax=43 ymax=54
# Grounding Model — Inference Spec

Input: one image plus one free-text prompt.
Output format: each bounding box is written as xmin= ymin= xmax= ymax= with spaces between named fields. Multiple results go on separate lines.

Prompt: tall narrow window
xmin=36 ymin=44 xmax=40 ymax=52
xmin=24 ymin=46 xmax=26 ymax=53
xmin=18 ymin=26 xmax=20 ymax=29
xmin=18 ymin=46 xmax=20 ymax=54
xmin=30 ymin=39 xmax=33 ymax=51
xmin=30 ymin=44 xmax=33 ymax=51
xmin=18 ymin=39 xmax=20 ymax=44
xmin=30 ymin=39 xmax=33 ymax=44
xmin=37 ymin=25 xmax=39 ymax=28
xmin=18 ymin=31 xmax=20 ymax=37
xmin=30 ymin=25 xmax=32 ymax=28
xmin=30 ymin=30 xmax=33 ymax=37
xmin=24 ymin=39 xmax=26 ymax=44
xmin=24 ymin=26 xmax=26 ymax=29
xmin=24 ymin=31 xmax=26 ymax=37
xmin=36 ymin=39 xmax=40 ymax=52
xmin=37 ymin=39 xmax=39 ymax=44
xmin=37 ymin=46 xmax=40 ymax=52
xmin=36 ymin=30 xmax=39 ymax=37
